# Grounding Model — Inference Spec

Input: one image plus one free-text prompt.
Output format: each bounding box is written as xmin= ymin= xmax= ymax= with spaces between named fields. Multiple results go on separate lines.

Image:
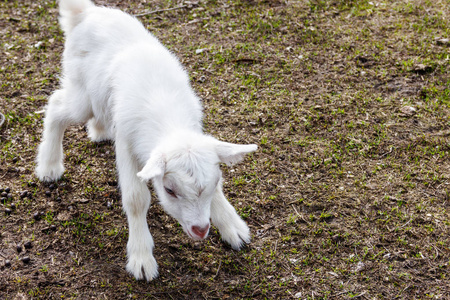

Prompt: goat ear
xmin=137 ymin=152 xmax=165 ymax=182
xmin=215 ymin=141 xmax=257 ymax=166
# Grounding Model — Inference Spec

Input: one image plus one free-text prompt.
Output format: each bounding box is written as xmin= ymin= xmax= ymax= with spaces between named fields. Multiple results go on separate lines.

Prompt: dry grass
xmin=1 ymin=0 xmax=449 ymax=299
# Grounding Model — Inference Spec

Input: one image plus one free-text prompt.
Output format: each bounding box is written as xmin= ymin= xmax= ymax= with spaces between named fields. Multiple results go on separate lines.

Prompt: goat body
xmin=35 ymin=0 xmax=257 ymax=281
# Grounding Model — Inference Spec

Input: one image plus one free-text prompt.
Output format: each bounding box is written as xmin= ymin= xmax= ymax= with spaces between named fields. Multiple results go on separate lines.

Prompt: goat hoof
xmin=35 ymin=163 xmax=64 ymax=182
xmin=126 ymin=254 xmax=158 ymax=281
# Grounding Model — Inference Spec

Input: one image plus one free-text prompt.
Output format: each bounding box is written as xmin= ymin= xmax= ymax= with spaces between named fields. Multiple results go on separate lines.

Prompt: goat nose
xmin=191 ymin=224 xmax=210 ymax=239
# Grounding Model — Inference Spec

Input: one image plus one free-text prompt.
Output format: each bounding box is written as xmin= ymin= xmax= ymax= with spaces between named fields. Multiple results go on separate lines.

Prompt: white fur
xmin=36 ymin=0 xmax=257 ymax=281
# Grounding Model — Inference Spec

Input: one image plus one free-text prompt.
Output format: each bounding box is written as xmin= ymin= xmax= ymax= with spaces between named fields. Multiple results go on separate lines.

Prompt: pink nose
xmin=191 ymin=224 xmax=210 ymax=239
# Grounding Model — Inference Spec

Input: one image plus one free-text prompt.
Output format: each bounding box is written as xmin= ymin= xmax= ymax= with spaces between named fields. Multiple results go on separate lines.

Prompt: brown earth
xmin=0 ymin=0 xmax=449 ymax=299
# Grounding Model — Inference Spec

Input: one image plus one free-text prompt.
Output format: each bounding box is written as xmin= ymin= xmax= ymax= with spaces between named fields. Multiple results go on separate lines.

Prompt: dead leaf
xmin=436 ymin=38 xmax=449 ymax=46
xmin=400 ymin=106 xmax=416 ymax=116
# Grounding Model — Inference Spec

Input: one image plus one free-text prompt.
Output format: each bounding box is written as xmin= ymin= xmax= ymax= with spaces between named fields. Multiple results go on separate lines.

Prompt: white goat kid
xmin=35 ymin=0 xmax=257 ymax=281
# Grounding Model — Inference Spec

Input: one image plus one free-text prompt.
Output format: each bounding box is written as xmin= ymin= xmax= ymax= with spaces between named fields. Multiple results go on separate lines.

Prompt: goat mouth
xmin=182 ymin=224 xmax=207 ymax=240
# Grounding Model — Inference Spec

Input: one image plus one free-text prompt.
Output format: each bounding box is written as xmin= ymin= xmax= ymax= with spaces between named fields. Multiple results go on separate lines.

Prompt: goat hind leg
xmin=87 ymin=117 xmax=113 ymax=142
xmin=36 ymin=90 xmax=71 ymax=181
xmin=36 ymin=88 xmax=92 ymax=181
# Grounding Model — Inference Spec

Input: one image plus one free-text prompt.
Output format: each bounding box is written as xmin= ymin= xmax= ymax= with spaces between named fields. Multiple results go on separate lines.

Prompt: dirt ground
xmin=1 ymin=0 xmax=449 ymax=299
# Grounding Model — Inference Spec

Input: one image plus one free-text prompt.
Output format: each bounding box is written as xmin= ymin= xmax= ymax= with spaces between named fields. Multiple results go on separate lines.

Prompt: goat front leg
xmin=211 ymin=182 xmax=250 ymax=250
xmin=116 ymin=138 xmax=158 ymax=281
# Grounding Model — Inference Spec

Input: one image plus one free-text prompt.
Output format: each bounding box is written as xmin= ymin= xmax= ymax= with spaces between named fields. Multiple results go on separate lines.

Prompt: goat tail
xmin=58 ymin=0 xmax=94 ymax=35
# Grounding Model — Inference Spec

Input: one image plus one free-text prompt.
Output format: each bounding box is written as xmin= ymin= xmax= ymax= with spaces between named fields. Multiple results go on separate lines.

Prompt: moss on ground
xmin=0 ymin=0 xmax=449 ymax=298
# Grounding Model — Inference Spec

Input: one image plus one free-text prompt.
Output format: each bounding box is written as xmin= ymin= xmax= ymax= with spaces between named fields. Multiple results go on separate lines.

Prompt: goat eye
xmin=164 ymin=187 xmax=176 ymax=197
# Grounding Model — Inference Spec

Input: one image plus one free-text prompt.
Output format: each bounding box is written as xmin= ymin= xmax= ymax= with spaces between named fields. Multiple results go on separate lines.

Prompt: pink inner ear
xmin=197 ymin=186 xmax=205 ymax=197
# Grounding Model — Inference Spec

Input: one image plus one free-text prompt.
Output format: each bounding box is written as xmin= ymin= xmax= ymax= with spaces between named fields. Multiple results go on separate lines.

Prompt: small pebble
xmin=10 ymin=203 xmax=16 ymax=210
xmin=5 ymin=260 xmax=11 ymax=267
xmin=28 ymin=181 xmax=37 ymax=187
xmin=1 ymin=197 xmax=6 ymax=203
xmin=24 ymin=241 xmax=32 ymax=249
xmin=20 ymin=191 xmax=28 ymax=199
xmin=7 ymin=193 xmax=13 ymax=199
xmin=12 ymin=157 xmax=18 ymax=163
xmin=45 ymin=191 xmax=52 ymax=197
xmin=5 ymin=187 xmax=10 ymax=193
xmin=49 ymin=184 xmax=56 ymax=190
xmin=107 ymin=201 xmax=112 ymax=209
xmin=5 ymin=208 xmax=12 ymax=215
xmin=56 ymin=197 xmax=62 ymax=202
xmin=22 ymin=256 xmax=30 ymax=264
xmin=42 ymin=224 xmax=57 ymax=233
xmin=33 ymin=212 xmax=41 ymax=220
xmin=1 ymin=192 xmax=7 ymax=198
xmin=0 ymin=188 xmax=3 ymax=193
xmin=107 ymin=180 xmax=118 ymax=186
xmin=332 ymin=234 xmax=343 ymax=243
xmin=17 ymin=245 xmax=22 ymax=253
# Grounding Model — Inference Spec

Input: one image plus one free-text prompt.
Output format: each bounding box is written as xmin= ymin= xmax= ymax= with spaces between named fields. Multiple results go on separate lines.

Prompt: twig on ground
xmin=135 ymin=5 xmax=187 ymax=17
xmin=292 ymin=205 xmax=310 ymax=225
xmin=214 ymin=260 xmax=221 ymax=278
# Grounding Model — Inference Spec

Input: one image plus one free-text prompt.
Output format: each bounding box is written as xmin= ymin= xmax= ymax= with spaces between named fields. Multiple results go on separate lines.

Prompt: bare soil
xmin=1 ymin=0 xmax=449 ymax=299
